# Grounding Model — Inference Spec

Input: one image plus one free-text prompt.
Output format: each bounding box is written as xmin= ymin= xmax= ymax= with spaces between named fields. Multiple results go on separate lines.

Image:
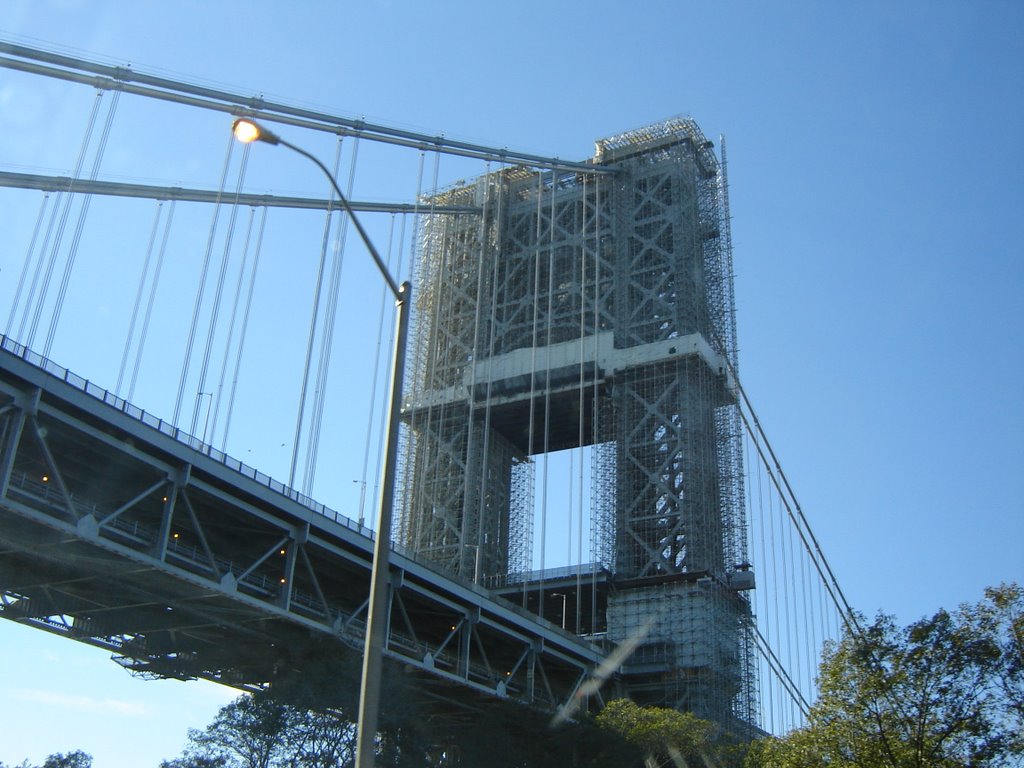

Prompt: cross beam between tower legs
xmin=231 ymin=118 xmax=411 ymax=768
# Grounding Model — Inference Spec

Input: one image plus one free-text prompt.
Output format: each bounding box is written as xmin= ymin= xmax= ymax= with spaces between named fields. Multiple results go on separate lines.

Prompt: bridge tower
xmin=398 ymin=119 xmax=757 ymax=729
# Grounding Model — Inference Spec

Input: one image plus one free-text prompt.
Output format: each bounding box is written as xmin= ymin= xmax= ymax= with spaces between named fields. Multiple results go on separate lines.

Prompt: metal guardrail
xmin=0 ymin=333 xmax=374 ymax=538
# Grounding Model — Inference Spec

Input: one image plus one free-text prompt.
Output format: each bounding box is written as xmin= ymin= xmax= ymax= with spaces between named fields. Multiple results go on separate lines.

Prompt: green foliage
xmin=450 ymin=702 xmax=633 ymax=767
xmin=749 ymin=583 xmax=1024 ymax=768
xmin=170 ymin=691 xmax=357 ymax=768
xmin=596 ymin=699 xmax=712 ymax=758
xmin=183 ymin=694 xmax=292 ymax=768
xmin=595 ymin=698 xmax=751 ymax=767
xmin=159 ymin=758 xmax=228 ymax=768
xmin=963 ymin=583 xmax=1024 ymax=733
xmin=0 ymin=752 xmax=94 ymax=768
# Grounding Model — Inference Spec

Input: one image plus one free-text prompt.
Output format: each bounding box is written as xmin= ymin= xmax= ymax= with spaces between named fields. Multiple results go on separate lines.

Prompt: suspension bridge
xmin=0 ymin=40 xmax=853 ymax=739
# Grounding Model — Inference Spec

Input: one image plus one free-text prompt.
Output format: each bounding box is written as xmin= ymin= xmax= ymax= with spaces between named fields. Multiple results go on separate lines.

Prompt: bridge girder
xmin=0 ymin=335 xmax=605 ymax=722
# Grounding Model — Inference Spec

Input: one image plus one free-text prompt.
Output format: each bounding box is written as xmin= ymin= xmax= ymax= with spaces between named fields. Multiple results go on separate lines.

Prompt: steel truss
xmin=0 ymin=335 xmax=603 ymax=719
xmin=399 ymin=118 xmax=759 ymax=732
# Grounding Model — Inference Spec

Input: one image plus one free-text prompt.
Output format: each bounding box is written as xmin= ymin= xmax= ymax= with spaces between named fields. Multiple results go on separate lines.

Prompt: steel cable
xmin=25 ymin=89 xmax=103 ymax=348
xmin=44 ymin=88 xmax=121 ymax=358
xmin=358 ymin=215 xmax=397 ymax=527
xmin=287 ymin=137 xmax=343 ymax=489
xmin=117 ymin=200 xmax=163 ymax=393
xmin=172 ymin=132 xmax=235 ymax=426
xmin=128 ymin=199 xmax=175 ymax=401
xmin=210 ymin=205 xmax=257 ymax=447
xmin=221 ymin=206 xmax=267 ymax=448
xmin=189 ymin=143 xmax=251 ymax=438
xmin=304 ymin=137 xmax=359 ymax=494
xmin=5 ymin=191 xmax=50 ymax=338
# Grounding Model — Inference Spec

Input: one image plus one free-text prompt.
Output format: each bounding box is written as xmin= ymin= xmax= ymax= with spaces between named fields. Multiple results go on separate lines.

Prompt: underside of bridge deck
xmin=0 ymin=336 xmax=606 ymax=731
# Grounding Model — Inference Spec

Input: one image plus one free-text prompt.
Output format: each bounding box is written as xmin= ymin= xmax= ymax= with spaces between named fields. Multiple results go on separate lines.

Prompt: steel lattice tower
xmin=398 ymin=118 xmax=757 ymax=730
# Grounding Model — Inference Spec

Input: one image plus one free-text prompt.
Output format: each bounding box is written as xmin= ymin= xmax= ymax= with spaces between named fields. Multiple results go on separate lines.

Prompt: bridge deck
xmin=0 ymin=334 xmax=605 ymax=721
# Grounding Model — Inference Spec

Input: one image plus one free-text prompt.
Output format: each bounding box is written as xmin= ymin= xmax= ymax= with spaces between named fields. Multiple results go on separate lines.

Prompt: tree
xmin=181 ymin=695 xmax=292 ymax=768
xmin=284 ymin=709 xmax=356 ymax=768
xmin=40 ymin=756 xmax=91 ymax=768
xmin=449 ymin=700 xmax=633 ymax=768
xmin=167 ymin=692 xmax=362 ymax=768
xmin=750 ymin=584 xmax=1024 ymax=768
xmin=959 ymin=583 xmax=1024 ymax=735
xmin=0 ymin=753 xmax=93 ymax=768
xmin=595 ymin=698 xmax=750 ymax=767
xmin=159 ymin=758 xmax=228 ymax=768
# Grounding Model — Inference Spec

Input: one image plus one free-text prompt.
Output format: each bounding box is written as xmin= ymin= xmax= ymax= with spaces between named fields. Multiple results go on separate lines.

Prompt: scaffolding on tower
xmin=397 ymin=117 xmax=758 ymax=733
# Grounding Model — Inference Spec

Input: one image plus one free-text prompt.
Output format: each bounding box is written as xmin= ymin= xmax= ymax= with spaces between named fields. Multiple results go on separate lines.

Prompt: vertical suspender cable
xmin=44 ymin=88 xmax=121 ymax=358
xmin=222 ymin=206 xmax=268 ymax=449
xmin=287 ymin=137 xmax=343 ymax=489
xmin=465 ymin=166 xmax=492 ymax=582
xmin=568 ymin=451 xmax=574 ymax=565
xmin=117 ymin=200 xmax=163 ymax=393
xmin=358 ymin=215 xmax=397 ymax=527
xmin=539 ymin=169 xmax=557 ymax=600
xmin=775 ymin=474 xmax=796 ymax=724
xmin=752 ymin=431 xmax=775 ymax=733
xmin=189 ymin=144 xmax=251 ymax=437
xmin=173 ymin=133 xmax=235 ymax=426
xmin=526 ymin=171 xmax=543 ymax=606
xmin=723 ymin=356 xmax=859 ymax=630
xmin=25 ymin=89 xmax=103 ymax=348
xmin=18 ymin=188 xmax=64 ymax=342
xmin=6 ymin=191 xmax=50 ymax=338
xmin=411 ymin=151 xmax=442 ymax=549
xmin=129 ymin=199 xmax=176 ymax=401
xmin=799 ymin=521 xmax=815 ymax=706
xmin=391 ymin=150 xmax=423 ymax=539
xmin=436 ymin=213 xmax=461 ymax=565
xmin=576 ymin=174 xmax=589 ymax=634
xmin=417 ymin=155 xmax=449 ymax=557
xmin=209 ymin=204 xmax=258 ymax=443
xmin=590 ymin=174 xmax=603 ymax=624
xmin=305 ymin=137 xmax=359 ymax=494
xmin=478 ymin=168 xmax=506 ymax=573
xmin=784 ymin=513 xmax=799 ymax=717
xmin=767 ymin=459 xmax=784 ymax=724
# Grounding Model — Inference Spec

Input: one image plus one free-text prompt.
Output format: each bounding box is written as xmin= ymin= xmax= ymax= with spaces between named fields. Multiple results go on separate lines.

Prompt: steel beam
xmin=0 ymin=170 xmax=478 ymax=215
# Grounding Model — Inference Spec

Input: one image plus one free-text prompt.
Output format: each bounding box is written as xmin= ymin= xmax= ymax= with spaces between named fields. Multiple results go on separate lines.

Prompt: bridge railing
xmin=0 ymin=333 xmax=373 ymax=539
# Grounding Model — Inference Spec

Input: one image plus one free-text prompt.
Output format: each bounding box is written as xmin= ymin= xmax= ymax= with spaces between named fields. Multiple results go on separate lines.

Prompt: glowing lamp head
xmin=232 ymin=118 xmax=280 ymax=146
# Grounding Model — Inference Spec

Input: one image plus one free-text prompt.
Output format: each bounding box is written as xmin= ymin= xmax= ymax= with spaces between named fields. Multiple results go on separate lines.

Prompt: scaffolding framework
xmin=397 ymin=118 xmax=758 ymax=731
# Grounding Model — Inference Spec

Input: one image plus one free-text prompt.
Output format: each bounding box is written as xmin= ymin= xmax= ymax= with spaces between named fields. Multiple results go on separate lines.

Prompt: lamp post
xmin=233 ymin=118 xmax=410 ymax=768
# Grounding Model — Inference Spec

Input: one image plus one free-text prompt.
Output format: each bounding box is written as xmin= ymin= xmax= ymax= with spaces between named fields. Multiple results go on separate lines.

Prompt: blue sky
xmin=1 ymin=1 xmax=1022 ymax=765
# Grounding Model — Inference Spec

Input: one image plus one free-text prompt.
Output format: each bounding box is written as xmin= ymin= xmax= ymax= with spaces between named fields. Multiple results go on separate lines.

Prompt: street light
xmin=234 ymin=117 xmax=410 ymax=768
